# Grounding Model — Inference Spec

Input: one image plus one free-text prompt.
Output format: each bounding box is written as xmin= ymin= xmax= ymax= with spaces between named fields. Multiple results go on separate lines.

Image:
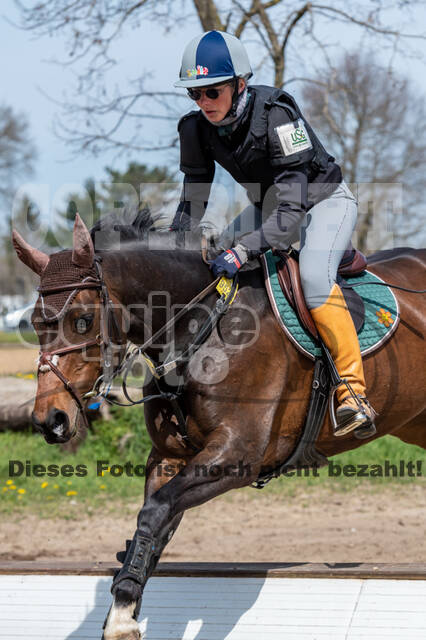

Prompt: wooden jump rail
xmin=1 ymin=561 xmax=426 ymax=579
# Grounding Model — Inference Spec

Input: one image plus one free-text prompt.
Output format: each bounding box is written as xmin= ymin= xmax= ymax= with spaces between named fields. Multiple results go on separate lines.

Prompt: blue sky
xmin=1 ymin=2 xmax=425 ymax=240
xmin=0 ymin=4 xmax=199 ymax=211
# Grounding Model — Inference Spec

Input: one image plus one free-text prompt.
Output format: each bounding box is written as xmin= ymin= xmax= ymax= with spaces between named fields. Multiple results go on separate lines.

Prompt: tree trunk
xmin=192 ymin=0 xmax=224 ymax=31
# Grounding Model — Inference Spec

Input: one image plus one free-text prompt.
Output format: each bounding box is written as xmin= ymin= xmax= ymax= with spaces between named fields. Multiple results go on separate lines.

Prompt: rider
xmin=170 ymin=30 xmax=376 ymax=437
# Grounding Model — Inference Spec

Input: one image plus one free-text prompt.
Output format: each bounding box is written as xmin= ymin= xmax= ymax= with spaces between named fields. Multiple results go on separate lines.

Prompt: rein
xmin=84 ymin=274 xmax=238 ymax=416
xmin=36 ymin=255 xmax=236 ymax=447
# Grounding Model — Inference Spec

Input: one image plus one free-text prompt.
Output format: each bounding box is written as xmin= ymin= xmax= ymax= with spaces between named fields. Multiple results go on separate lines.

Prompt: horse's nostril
xmin=48 ymin=409 xmax=70 ymax=437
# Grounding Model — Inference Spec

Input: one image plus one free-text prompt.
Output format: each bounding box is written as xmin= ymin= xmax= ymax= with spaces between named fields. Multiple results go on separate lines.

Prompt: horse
xmin=12 ymin=211 xmax=426 ymax=640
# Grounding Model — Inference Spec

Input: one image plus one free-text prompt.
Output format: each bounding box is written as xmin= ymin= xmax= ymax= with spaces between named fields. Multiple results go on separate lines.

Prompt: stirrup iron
xmin=329 ymin=379 xmax=377 ymax=439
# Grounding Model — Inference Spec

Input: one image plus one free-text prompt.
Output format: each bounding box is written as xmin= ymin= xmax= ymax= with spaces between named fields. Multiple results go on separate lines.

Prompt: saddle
xmin=254 ymin=247 xmax=401 ymax=488
xmin=274 ymin=247 xmax=367 ymax=339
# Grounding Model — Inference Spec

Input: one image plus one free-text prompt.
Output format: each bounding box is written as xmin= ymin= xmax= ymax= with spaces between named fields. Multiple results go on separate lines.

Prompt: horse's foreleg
xmin=107 ymin=430 xmax=260 ymax=639
xmin=136 ymin=429 xmax=262 ymax=532
xmin=102 ymin=452 xmax=185 ymax=640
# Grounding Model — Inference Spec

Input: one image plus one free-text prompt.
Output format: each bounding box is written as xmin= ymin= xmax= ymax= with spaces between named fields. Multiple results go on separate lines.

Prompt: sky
xmin=1 ymin=1 xmax=425 ymax=243
xmin=0 ymin=3 xmax=199 ymax=219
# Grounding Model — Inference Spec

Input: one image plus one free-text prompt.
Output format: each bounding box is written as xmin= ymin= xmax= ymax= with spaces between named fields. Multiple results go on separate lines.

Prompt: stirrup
xmin=329 ymin=383 xmax=377 ymax=439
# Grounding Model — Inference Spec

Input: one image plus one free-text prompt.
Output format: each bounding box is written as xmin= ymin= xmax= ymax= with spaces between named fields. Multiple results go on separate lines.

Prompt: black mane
xmin=90 ymin=205 xmax=159 ymax=247
xmin=89 ymin=204 xmax=201 ymax=252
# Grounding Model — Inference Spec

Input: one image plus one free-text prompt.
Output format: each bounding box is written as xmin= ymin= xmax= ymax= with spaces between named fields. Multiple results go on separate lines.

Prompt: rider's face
xmin=196 ymin=79 xmax=245 ymax=122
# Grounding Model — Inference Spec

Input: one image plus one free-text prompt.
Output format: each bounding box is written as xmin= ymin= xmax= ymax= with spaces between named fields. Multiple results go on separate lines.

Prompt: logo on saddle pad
xmin=275 ymin=120 xmax=313 ymax=156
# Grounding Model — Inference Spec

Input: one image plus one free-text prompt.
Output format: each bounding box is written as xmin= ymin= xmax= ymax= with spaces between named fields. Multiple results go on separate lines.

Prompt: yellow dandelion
xmin=66 ymin=490 xmax=77 ymax=496
xmin=100 ymin=484 xmax=106 ymax=490
xmin=67 ymin=481 xmax=72 ymax=485
xmin=6 ymin=480 xmax=13 ymax=485
xmin=41 ymin=481 xmax=48 ymax=489
xmin=18 ymin=489 xmax=26 ymax=495
xmin=2 ymin=487 xmax=8 ymax=492
xmin=9 ymin=485 xmax=16 ymax=490
xmin=53 ymin=484 xmax=59 ymax=489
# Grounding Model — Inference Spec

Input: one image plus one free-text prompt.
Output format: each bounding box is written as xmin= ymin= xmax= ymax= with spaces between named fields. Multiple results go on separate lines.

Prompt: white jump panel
xmin=1 ymin=574 xmax=425 ymax=640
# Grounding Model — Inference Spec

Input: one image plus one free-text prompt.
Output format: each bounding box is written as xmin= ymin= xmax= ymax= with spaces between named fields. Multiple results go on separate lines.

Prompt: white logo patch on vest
xmin=275 ymin=120 xmax=313 ymax=156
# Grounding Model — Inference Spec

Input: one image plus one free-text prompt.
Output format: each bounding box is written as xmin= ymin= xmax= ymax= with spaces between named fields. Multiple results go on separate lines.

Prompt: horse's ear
xmin=72 ymin=213 xmax=94 ymax=268
xmin=12 ymin=230 xmax=49 ymax=276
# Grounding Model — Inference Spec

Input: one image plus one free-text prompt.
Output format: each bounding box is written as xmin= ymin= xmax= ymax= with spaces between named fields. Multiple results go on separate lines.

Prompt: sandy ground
xmin=0 ymin=346 xmax=37 ymax=376
xmin=1 ymin=484 xmax=424 ymax=563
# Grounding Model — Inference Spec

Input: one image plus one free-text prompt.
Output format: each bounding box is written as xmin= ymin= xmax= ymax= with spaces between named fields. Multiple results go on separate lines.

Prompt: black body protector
xmin=173 ymin=84 xmax=342 ymax=256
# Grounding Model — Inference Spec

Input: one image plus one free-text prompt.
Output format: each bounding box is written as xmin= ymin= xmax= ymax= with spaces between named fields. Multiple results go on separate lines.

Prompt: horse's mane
xmin=89 ymin=204 xmax=201 ymax=252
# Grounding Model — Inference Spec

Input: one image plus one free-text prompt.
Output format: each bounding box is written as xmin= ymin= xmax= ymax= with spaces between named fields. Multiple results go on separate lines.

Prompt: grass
xmin=0 ymin=405 xmax=152 ymax=517
xmin=0 ymin=330 xmax=38 ymax=345
xmin=0 ymin=405 xmax=424 ymax=517
xmin=259 ymin=435 xmax=426 ymax=497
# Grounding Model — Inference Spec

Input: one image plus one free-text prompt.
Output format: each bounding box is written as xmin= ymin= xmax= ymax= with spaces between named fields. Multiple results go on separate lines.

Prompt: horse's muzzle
xmin=32 ymin=408 xmax=73 ymax=444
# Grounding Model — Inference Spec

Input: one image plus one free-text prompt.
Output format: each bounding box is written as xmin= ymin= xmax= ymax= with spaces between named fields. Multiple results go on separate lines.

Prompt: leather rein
xmin=36 ymin=256 xmax=234 ymax=443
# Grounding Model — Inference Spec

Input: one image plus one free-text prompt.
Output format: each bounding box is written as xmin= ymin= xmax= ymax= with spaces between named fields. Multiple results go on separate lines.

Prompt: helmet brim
xmin=174 ymin=74 xmax=235 ymax=88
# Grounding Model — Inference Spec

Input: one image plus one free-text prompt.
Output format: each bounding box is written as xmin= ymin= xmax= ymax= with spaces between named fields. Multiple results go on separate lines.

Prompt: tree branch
xmin=311 ymin=3 xmax=426 ymax=39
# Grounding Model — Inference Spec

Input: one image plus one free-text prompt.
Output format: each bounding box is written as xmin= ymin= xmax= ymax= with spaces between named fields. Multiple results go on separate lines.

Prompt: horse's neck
xmin=102 ymin=247 xmax=212 ymax=345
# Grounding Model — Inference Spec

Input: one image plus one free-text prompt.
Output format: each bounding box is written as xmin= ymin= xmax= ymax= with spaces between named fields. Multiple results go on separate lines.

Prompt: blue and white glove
xmin=210 ymin=244 xmax=248 ymax=278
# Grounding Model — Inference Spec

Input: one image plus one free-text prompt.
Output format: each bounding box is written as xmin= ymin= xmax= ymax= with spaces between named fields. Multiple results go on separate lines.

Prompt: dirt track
xmin=1 ymin=484 xmax=424 ymax=563
xmin=0 ymin=346 xmax=37 ymax=376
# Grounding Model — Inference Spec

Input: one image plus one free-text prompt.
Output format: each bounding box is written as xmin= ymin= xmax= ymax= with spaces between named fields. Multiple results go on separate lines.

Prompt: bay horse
xmin=12 ymin=211 xmax=426 ymax=640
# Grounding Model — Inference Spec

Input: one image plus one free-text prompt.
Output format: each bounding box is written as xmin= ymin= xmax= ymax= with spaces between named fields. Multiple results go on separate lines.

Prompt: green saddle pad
xmin=263 ymin=250 xmax=400 ymax=360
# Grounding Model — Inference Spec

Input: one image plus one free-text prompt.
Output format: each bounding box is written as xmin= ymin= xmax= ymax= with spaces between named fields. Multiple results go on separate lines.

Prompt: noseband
xmin=36 ymin=252 xmax=238 ymax=446
xmin=36 ymin=258 xmax=125 ymax=430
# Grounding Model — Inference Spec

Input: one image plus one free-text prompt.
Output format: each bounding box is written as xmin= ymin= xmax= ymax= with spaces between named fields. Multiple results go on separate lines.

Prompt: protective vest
xmin=178 ymin=85 xmax=337 ymax=199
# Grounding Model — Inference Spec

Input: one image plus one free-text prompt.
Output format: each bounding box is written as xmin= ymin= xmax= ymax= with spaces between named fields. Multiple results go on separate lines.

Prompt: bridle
xmin=35 ymin=254 xmax=238 ymax=442
xmin=36 ymin=257 xmax=126 ymax=430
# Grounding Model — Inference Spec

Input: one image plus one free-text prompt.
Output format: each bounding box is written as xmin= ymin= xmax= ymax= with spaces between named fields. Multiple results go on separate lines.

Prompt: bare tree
xmin=0 ymin=106 xmax=37 ymax=295
xmin=1 ymin=193 xmax=40 ymax=296
xmin=13 ymin=0 xmax=426 ymax=155
xmin=0 ymin=105 xmax=36 ymax=206
xmin=302 ymin=50 xmax=426 ymax=251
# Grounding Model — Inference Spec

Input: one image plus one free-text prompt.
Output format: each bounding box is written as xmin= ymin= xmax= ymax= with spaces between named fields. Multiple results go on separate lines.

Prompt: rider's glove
xmin=210 ymin=244 xmax=248 ymax=278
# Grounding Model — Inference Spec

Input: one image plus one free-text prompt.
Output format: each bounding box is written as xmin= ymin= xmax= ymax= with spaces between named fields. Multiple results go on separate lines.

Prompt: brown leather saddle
xmin=274 ymin=247 xmax=368 ymax=340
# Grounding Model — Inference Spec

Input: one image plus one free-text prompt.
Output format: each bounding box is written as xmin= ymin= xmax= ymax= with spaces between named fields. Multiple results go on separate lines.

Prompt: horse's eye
xmin=75 ymin=315 xmax=93 ymax=334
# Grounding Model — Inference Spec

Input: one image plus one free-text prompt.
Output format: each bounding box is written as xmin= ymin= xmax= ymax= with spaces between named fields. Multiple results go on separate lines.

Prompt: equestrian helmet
xmin=174 ymin=30 xmax=252 ymax=88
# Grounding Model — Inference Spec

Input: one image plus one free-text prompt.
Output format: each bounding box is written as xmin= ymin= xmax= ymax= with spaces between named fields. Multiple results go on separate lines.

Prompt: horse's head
xmin=13 ymin=214 xmax=122 ymax=444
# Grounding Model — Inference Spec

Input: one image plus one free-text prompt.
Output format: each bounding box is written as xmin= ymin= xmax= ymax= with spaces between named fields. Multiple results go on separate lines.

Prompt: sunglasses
xmin=187 ymin=83 xmax=232 ymax=101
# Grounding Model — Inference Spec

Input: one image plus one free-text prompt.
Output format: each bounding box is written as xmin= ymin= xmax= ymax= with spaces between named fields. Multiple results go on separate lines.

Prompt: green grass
xmin=261 ymin=434 xmax=425 ymax=496
xmin=0 ymin=405 xmax=152 ymax=517
xmin=0 ymin=330 xmax=38 ymax=345
xmin=0 ymin=405 xmax=424 ymax=516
